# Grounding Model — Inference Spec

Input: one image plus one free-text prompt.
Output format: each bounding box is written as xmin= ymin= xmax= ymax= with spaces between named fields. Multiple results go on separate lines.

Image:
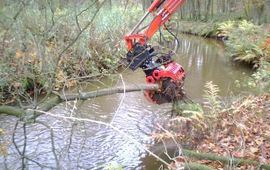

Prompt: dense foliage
xmin=0 ymin=1 xmax=143 ymax=103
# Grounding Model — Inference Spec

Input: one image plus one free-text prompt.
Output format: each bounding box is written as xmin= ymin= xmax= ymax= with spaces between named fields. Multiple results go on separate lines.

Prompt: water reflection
xmin=176 ymin=34 xmax=251 ymax=99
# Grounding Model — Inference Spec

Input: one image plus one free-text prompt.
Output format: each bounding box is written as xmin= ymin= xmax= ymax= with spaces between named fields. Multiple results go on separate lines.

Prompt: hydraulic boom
xmin=124 ymin=0 xmax=186 ymax=104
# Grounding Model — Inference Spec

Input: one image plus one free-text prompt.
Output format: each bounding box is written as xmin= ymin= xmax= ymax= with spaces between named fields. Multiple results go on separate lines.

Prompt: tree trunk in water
xmin=0 ymin=84 xmax=159 ymax=118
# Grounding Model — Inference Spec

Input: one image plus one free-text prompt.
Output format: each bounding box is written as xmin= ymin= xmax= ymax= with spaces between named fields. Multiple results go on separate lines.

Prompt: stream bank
xmin=176 ymin=20 xmax=270 ymax=93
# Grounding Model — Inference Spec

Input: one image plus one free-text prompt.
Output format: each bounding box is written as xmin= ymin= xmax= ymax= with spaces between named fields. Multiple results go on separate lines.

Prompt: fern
xmin=224 ymin=20 xmax=268 ymax=65
xmin=203 ymin=81 xmax=222 ymax=116
xmin=215 ymin=20 xmax=236 ymax=37
xmin=173 ymin=102 xmax=204 ymax=120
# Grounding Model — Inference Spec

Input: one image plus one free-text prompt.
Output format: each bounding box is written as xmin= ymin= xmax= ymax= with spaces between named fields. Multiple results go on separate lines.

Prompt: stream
xmin=0 ymin=35 xmax=252 ymax=170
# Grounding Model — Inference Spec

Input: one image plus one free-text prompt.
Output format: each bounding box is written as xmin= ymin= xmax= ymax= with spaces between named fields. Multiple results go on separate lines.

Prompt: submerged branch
xmin=0 ymin=84 xmax=159 ymax=118
xmin=61 ymin=84 xmax=158 ymax=101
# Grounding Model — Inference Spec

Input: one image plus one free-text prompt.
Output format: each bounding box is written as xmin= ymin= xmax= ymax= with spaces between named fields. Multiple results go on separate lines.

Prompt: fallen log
xmin=0 ymin=84 xmax=159 ymax=118
xmin=60 ymin=84 xmax=159 ymax=101
xmin=151 ymin=141 xmax=270 ymax=170
xmin=182 ymin=149 xmax=270 ymax=170
xmin=0 ymin=105 xmax=26 ymax=117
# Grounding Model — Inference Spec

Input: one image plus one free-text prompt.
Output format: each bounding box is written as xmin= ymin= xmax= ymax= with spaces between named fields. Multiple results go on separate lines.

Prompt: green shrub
xmin=249 ymin=62 xmax=270 ymax=92
xmin=0 ymin=2 xmax=144 ymax=102
xmin=215 ymin=20 xmax=236 ymax=38
xmin=224 ymin=20 xmax=268 ymax=66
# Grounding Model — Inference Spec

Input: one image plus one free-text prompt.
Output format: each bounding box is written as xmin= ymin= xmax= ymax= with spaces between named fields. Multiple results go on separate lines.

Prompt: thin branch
xmin=51 ymin=1 xmax=105 ymax=91
xmin=58 ymin=73 xmax=103 ymax=82
xmin=28 ymin=109 xmax=173 ymax=169
xmin=110 ymin=74 xmax=126 ymax=124
xmin=66 ymin=123 xmax=76 ymax=162
xmin=157 ymin=123 xmax=191 ymax=169
xmin=0 ymin=83 xmax=158 ymax=118
xmin=12 ymin=120 xmax=57 ymax=169
xmin=58 ymin=84 xmax=159 ymax=101
xmin=22 ymin=123 xmax=27 ymax=170
xmin=0 ymin=0 xmax=31 ymax=58
xmin=46 ymin=0 xmax=55 ymax=33
xmin=23 ymin=156 xmax=54 ymax=169
xmin=76 ymin=122 xmax=87 ymax=167
xmin=56 ymin=1 xmax=104 ymax=66
xmin=12 ymin=121 xmax=22 ymax=156
xmin=76 ymin=0 xmax=99 ymax=17
xmin=35 ymin=120 xmax=60 ymax=169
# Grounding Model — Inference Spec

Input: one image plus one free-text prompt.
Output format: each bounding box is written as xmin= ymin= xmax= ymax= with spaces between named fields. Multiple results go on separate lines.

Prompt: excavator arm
xmin=124 ymin=0 xmax=186 ymax=104
xmin=125 ymin=0 xmax=186 ymax=50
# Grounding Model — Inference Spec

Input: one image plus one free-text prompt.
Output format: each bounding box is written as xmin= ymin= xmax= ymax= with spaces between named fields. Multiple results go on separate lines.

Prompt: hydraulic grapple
xmin=124 ymin=0 xmax=186 ymax=103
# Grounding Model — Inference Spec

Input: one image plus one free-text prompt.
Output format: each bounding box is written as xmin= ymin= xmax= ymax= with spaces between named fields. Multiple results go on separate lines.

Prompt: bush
xmin=246 ymin=62 xmax=270 ymax=93
xmin=0 ymin=2 xmax=144 ymax=102
xmin=224 ymin=20 xmax=268 ymax=66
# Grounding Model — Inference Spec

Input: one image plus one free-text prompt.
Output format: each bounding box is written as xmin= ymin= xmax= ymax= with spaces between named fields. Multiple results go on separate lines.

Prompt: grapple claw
xmin=144 ymin=62 xmax=186 ymax=104
xmin=126 ymin=43 xmax=186 ymax=104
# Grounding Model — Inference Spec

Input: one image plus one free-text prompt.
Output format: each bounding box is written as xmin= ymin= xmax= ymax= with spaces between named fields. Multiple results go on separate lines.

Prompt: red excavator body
xmin=124 ymin=0 xmax=186 ymax=103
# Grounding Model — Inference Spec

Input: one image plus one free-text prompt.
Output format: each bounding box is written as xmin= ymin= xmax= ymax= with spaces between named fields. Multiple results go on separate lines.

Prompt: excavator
xmin=124 ymin=0 xmax=186 ymax=104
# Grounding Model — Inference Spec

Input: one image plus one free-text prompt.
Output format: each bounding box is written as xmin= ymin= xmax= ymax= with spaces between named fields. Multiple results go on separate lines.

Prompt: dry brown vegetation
xmin=153 ymin=94 xmax=270 ymax=169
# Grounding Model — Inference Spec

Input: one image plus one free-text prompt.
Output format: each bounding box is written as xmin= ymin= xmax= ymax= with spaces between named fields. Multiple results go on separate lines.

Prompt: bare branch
xmin=35 ymin=120 xmax=60 ymax=168
xmin=50 ymin=1 xmax=106 ymax=92
xmin=28 ymin=109 xmax=173 ymax=169
xmin=0 ymin=83 xmax=158 ymax=118
xmin=58 ymin=84 xmax=158 ymax=101
xmin=56 ymin=1 xmax=105 ymax=67
xmin=110 ymin=74 xmax=126 ymax=124
xmin=21 ymin=123 xmax=27 ymax=170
